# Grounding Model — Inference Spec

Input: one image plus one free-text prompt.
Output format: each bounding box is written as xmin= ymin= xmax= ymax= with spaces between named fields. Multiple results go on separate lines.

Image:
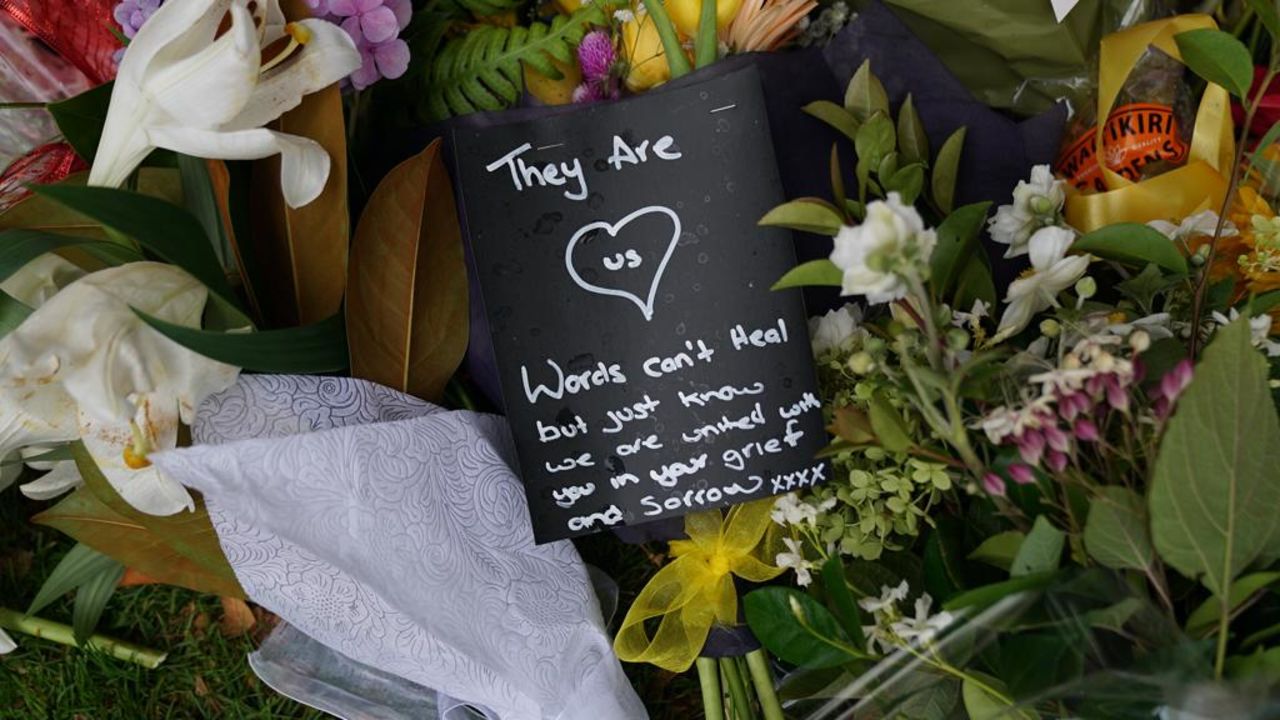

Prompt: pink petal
xmin=355 ymin=0 xmax=384 ymax=10
xmin=360 ymin=5 xmax=399 ymax=44
xmin=1008 ymin=463 xmax=1035 ymax=486
xmin=372 ymin=39 xmax=410 ymax=80
xmin=385 ymin=0 xmax=412 ymax=30
xmin=350 ymin=47 xmax=380 ymax=89
xmin=340 ymin=15 xmax=366 ymax=44
xmin=982 ymin=473 xmax=1007 ymax=497
xmin=328 ymin=0 xmax=359 ymax=16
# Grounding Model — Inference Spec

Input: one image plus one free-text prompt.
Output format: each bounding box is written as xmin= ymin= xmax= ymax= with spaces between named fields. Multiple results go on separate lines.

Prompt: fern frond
xmin=425 ymin=6 xmax=605 ymax=120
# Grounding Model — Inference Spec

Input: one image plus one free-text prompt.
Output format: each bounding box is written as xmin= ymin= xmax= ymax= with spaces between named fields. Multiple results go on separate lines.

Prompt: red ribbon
xmin=0 ymin=0 xmax=120 ymax=85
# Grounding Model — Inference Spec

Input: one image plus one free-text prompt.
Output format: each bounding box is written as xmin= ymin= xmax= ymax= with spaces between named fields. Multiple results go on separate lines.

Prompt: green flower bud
xmin=848 ymin=351 xmax=876 ymax=374
xmin=1039 ymin=318 xmax=1061 ymax=337
xmin=1075 ymin=276 xmax=1097 ymax=300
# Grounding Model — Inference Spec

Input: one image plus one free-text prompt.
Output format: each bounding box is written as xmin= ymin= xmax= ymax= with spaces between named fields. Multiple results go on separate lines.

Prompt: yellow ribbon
xmin=1064 ymin=14 xmax=1236 ymax=232
xmin=613 ymin=499 xmax=783 ymax=672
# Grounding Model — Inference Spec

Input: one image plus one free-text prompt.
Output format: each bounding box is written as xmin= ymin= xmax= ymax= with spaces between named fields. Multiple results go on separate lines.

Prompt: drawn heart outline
xmin=564 ymin=205 xmax=681 ymax=322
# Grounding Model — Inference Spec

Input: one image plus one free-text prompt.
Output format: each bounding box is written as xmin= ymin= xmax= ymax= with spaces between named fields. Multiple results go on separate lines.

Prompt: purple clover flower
xmin=572 ymin=30 xmax=619 ymax=104
xmin=112 ymin=0 xmax=164 ymax=64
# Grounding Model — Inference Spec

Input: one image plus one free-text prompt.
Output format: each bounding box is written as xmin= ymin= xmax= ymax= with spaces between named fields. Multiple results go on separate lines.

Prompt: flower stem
xmin=745 ymin=649 xmax=785 ymax=720
xmin=0 ymin=101 xmax=45 ymax=110
xmin=1215 ymin=592 xmax=1231 ymax=679
xmin=697 ymin=657 xmax=726 ymax=720
xmin=721 ymin=656 xmax=755 ymax=720
xmin=0 ymin=608 xmax=166 ymax=669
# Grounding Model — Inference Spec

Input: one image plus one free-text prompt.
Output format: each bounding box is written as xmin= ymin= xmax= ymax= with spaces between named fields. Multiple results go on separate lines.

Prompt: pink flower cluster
xmin=977 ymin=337 xmax=1193 ymax=497
xmin=112 ymin=0 xmax=164 ymax=63
xmin=572 ymin=30 xmax=620 ymax=103
xmin=308 ymin=0 xmax=411 ymax=90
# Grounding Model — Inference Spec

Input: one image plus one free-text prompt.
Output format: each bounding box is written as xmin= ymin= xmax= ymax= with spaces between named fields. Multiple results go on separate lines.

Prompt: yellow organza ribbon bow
xmin=613 ymin=499 xmax=783 ymax=672
xmin=1064 ymin=14 xmax=1236 ymax=231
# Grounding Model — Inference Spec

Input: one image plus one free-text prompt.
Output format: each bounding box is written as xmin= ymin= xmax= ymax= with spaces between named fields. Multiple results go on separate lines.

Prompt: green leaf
xmin=0 ymin=290 xmax=32 ymax=337
xmin=929 ymin=202 xmax=991 ymax=299
xmin=27 ymin=543 xmax=119 ymax=617
xmin=1185 ymin=571 xmax=1280 ymax=636
xmin=1151 ymin=317 xmax=1280 ymax=596
xmin=843 ymin=60 xmax=889 ymax=123
xmin=896 ymin=94 xmax=930 ymax=166
xmin=72 ymin=560 xmax=124 ymax=645
xmin=1174 ymin=29 xmax=1254 ymax=99
xmin=885 ymin=165 xmax=925 ymax=205
xmin=854 ymin=113 xmax=895 ymax=172
xmin=1247 ymin=0 xmax=1280 ymax=43
xmin=744 ymin=587 xmax=864 ymax=668
xmin=1253 ymin=290 xmax=1280 ymax=315
xmin=1117 ymin=263 xmax=1178 ymax=313
xmin=962 ymin=673 xmax=1035 ymax=720
xmin=968 ymin=531 xmax=1026 ymax=571
xmin=1084 ymin=487 xmax=1153 ymax=570
xmin=803 ymin=101 xmax=860 ymax=144
xmin=30 ymin=185 xmax=241 ymax=306
xmin=639 ymin=0 xmax=691 ymax=78
xmin=930 ymin=127 xmax=966 ymax=214
xmin=0 ymin=229 xmax=139 ymax=285
xmin=136 ymin=311 xmax=348 ymax=373
xmin=868 ymin=391 xmax=912 ymax=452
xmin=46 ymin=83 xmax=113 ymax=163
xmin=1011 ymin=517 xmax=1064 ymax=577
xmin=943 ymin=572 xmax=1055 ymax=611
xmin=1225 ymin=646 xmax=1280 ymax=682
xmin=1085 ymin=597 xmax=1144 ymax=633
xmin=773 ymin=259 xmax=843 ymax=290
xmin=1072 ymin=223 xmax=1187 ymax=273
xmin=953 ymin=252 xmax=997 ymax=310
xmin=759 ymin=198 xmax=845 ymax=235
xmin=820 ymin=555 xmax=865 ymax=650
xmin=177 ymin=155 xmax=232 ymax=272
xmin=922 ymin=519 xmax=965 ymax=601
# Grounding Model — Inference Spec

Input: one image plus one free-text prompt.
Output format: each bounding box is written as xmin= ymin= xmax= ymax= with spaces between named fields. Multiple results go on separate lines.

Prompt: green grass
xmin=2 ymin=489 xmax=697 ymax=719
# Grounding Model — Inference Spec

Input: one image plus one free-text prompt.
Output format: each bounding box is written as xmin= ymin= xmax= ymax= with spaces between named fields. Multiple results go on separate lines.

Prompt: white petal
xmin=225 ymin=19 xmax=361 ymax=131
xmin=995 ymin=296 xmax=1036 ymax=341
xmin=0 ymin=454 xmax=18 ymax=493
xmin=0 ymin=628 xmax=15 ymax=654
xmin=0 ymin=383 xmax=80 ymax=459
xmin=1028 ymin=226 xmax=1075 ymax=270
xmin=19 ymin=462 xmax=83 ymax=500
xmin=0 ymin=264 xmax=212 ymax=423
xmin=1039 ymin=256 xmax=1092 ymax=292
xmin=1 ymin=254 xmax=85 ymax=308
xmin=119 ymin=0 xmax=231 ymax=87
xmin=148 ymin=126 xmax=330 ymax=208
xmin=260 ymin=0 xmax=289 ymax=45
xmin=79 ymin=402 xmax=193 ymax=516
xmin=146 ymin=2 xmax=261 ymax=128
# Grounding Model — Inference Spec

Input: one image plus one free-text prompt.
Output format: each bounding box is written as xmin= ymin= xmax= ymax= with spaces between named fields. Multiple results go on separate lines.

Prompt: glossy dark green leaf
xmin=744 ymin=586 xmax=864 ymax=668
xmin=820 ymin=555 xmax=865 ymax=649
xmin=896 ymin=94 xmax=929 ymax=166
xmin=953 ymin=252 xmax=997 ymax=311
xmin=1073 ymin=223 xmax=1187 ymax=273
xmin=844 ymin=60 xmax=889 ymax=123
xmin=178 ymin=154 xmax=232 ymax=271
xmin=0 ymin=290 xmax=32 ymax=337
xmin=855 ymin=113 xmax=895 ymax=171
xmin=0 ymin=229 xmax=136 ymax=284
xmin=136 ymin=310 xmax=348 ymax=373
xmin=1247 ymin=0 xmax=1280 ymax=43
xmin=1174 ymin=29 xmax=1254 ymax=99
xmin=47 ymin=83 xmax=113 ymax=163
xmin=72 ymin=560 xmax=124 ymax=645
xmin=27 ymin=543 xmax=119 ymax=617
xmin=929 ymin=202 xmax=991 ymax=299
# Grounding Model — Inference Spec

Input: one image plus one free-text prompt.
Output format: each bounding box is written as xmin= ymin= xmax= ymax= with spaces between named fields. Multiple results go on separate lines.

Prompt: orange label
xmin=1055 ymin=103 xmax=1190 ymax=193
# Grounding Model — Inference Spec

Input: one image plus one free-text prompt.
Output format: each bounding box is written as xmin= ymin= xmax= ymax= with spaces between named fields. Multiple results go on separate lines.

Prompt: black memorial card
xmin=453 ymin=67 xmax=829 ymax=543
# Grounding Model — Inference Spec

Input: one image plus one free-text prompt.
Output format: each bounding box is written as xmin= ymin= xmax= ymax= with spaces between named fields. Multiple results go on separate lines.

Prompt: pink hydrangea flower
xmin=112 ymin=0 xmax=164 ymax=63
xmin=313 ymin=0 xmax=412 ymax=90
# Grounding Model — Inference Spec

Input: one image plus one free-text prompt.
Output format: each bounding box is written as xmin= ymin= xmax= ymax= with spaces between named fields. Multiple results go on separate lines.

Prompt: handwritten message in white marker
xmin=453 ymin=67 xmax=829 ymax=542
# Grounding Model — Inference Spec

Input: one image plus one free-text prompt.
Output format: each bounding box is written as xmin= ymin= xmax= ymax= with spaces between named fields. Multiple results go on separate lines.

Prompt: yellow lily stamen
xmin=260 ymin=23 xmax=311 ymax=74
xmin=122 ymin=419 xmax=153 ymax=469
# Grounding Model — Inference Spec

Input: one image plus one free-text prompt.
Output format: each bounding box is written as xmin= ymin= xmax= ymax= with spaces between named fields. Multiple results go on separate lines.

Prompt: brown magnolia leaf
xmin=218 ymin=597 xmax=256 ymax=637
xmin=33 ymin=486 xmax=243 ymax=598
xmin=119 ymin=567 xmax=161 ymax=587
xmin=248 ymin=3 xmax=349 ymax=329
xmin=829 ymin=405 xmax=875 ymax=445
xmin=347 ymin=139 xmax=468 ymax=402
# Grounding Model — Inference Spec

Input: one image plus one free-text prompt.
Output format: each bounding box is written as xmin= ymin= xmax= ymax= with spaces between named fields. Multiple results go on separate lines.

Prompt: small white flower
xmin=993 ymin=226 xmax=1091 ymax=342
xmin=951 ymin=298 xmax=990 ymax=328
xmin=770 ymin=492 xmax=832 ymax=527
xmin=988 ymin=165 xmax=1066 ymax=258
xmin=889 ymin=593 xmax=954 ymax=646
xmin=613 ymin=8 xmax=635 ymax=23
xmin=1105 ymin=312 xmax=1174 ymax=341
xmin=1212 ymin=309 xmax=1280 ymax=357
xmin=1148 ymin=210 xmax=1235 ymax=243
xmin=0 ymin=628 xmax=13 ymax=655
xmin=857 ymin=580 xmax=909 ymax=615
xmin=830 ymin=193 xmax=936 ymax=304
xmin=775 ymin=537 xmax=816 ymax=587
xmin=808 ymin=303 xmax=864 ymax=355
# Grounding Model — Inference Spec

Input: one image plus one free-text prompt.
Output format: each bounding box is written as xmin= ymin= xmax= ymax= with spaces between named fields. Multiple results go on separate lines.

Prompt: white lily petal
xmin=1 ymin=254 xmax=85 ymax=308
xmin=0 ymin=628 xmax=15 ymax=654
xmin=1 ymin=454 xmax=18 ymax=493
xmin=80 ymin=402 xmax=192 ymax=516
xmin=0 ymin=384 xmax=80 ymax=460
xmin=225 ymin=19 xmax=361 ymax=131
xmin=0 ymin=263 xmax=214 ymax=423
xmin=149 ymin=126 xmax=330 ymax=208
xmin=261 ymin=0 xmax=290 ymax=45
xmin=147 ymin=2 xmax=261 ymax=128
xmin=19 ymin=461 xmax=83 ymax=500
xmin=132 ymin=0 xmax=235 ymax=85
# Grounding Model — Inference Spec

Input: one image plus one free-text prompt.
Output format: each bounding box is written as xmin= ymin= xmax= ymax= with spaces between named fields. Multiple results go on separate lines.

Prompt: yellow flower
xmin=622 ymin=13 xmax=672 ymax=91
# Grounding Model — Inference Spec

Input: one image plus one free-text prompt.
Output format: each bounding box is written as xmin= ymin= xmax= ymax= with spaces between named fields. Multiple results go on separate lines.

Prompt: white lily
xmin=88 ymin=0 xmax=360 ymax=208
xmin=994 ymin=226 xmax=1091 ymax=342
xmin=0 ymin=263 xmax=240 ymax=515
